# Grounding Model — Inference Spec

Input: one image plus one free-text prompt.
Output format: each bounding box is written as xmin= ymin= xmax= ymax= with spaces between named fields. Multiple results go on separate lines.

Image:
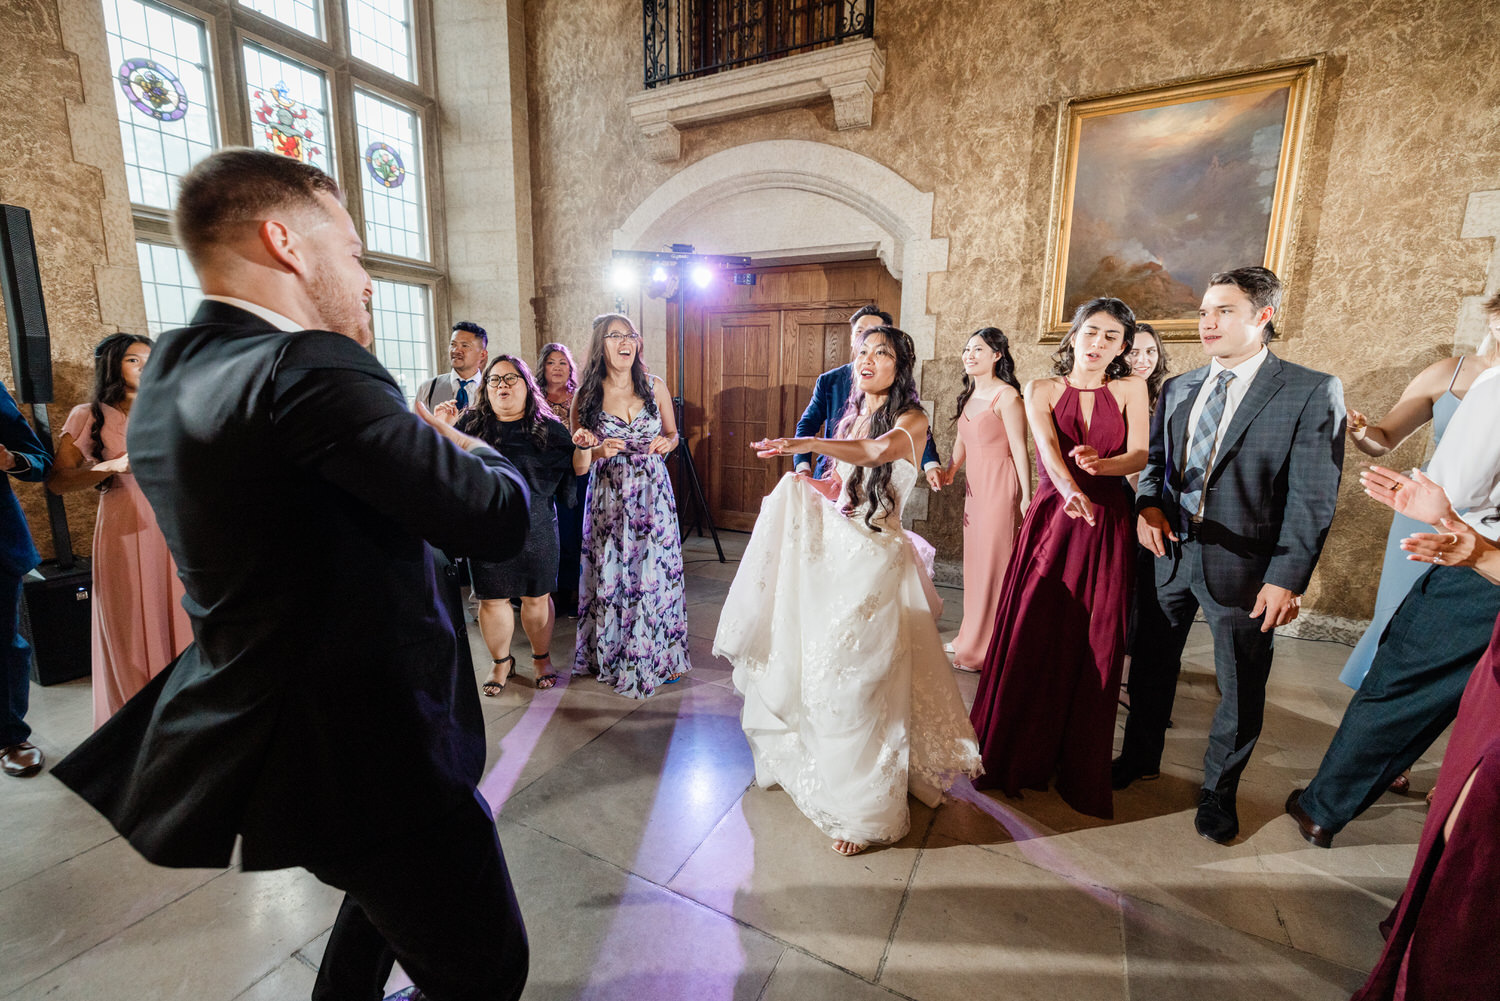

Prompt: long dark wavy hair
xmin=1051 ymin=297 xmax=1136 ymax=380
xmin=537 ymin=342 xmax=578 ymax=399
xmin=575 ymin=313 xmax=656 ymax=433
xmin=90 ymin=333 xmax=153 ymax=491
xmin=834 ymin=325 xmax=922 ymax=532
xmin=1131 ymin=322 xmax=1171 ymax=408
xmin=455 ymin=354 xmax=563 ymax=449
xmin=952 ymin=326 xmax=1020 ymax=423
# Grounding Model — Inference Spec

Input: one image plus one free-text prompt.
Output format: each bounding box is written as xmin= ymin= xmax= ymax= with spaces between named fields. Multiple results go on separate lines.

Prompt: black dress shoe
xmin=0 ymin=741 xmax=44 ymax=778
xmin=1284 ymin=789 xmax=1334 ymax=848
xmin=1195 ymin=788 xmax=1238 ymax=844
xmin=1110 ymin=756 xmax=1161 ymax=791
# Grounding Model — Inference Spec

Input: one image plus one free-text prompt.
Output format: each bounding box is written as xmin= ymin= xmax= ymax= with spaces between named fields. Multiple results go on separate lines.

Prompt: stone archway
xmin=613 ymin=139 xmax=949 ymax=519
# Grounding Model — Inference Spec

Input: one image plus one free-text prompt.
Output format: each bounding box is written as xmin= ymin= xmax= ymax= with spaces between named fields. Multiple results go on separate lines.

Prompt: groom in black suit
xmin=1114 ymin=266 xmax=1344 ymax=844
xmin=53 ymin=149 xmax=532 ymax=999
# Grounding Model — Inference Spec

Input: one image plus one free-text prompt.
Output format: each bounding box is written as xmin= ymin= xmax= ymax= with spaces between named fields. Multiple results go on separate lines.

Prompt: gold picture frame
xmin=1040 ymin=60 xmax=1319 ymax=341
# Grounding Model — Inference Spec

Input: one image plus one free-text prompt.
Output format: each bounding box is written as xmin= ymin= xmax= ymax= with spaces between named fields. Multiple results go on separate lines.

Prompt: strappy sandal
xmin=484 ymin=655 xmax=514 ymax=697
xmin=532 ymin=651 xmax=558 ymax=690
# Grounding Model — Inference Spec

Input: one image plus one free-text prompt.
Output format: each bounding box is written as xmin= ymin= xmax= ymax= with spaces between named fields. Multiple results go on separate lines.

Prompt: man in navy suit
xmin=1114 ymin=266 xmax=1345 ymax=844
xmin=0 ymin=380 xmax=53 ymax=778
xmin=795 ymin=305 xmax=939 ymax=479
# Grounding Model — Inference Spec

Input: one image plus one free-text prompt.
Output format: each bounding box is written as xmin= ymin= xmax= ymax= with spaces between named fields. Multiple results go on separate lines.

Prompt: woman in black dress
xmin=438 ymin=354 xmax=584 ymax=692
xmin=538 ymin=341 xmax=586 ymax=615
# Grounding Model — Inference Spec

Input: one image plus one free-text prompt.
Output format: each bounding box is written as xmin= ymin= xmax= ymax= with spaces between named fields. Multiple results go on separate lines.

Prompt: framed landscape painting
xmin=1041 ymin=61 xmax=1318 ymax=339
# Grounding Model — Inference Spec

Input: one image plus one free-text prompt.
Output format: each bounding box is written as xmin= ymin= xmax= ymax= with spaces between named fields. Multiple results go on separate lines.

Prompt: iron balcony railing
xmin=643 ymin=0 xmax=875 ymax=89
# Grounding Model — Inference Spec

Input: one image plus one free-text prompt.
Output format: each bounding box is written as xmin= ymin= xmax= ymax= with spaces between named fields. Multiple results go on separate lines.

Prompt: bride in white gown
xmin=714 ymin=325 xmax=982 ymax=855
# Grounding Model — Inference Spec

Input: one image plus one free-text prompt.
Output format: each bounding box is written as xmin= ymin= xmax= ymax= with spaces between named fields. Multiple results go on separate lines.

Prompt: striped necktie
xmin=1178 ymin=370 xmax=1235 ymax=531
xmin=455 ymin=379 xmax=471 ymax=409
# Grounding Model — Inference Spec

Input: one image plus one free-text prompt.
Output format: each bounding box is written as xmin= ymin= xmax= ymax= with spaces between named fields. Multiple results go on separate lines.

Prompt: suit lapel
xmin=1210 ymin=352 xmax=1285 ymax=483
xmin=1167 ymin=368 xmax=1209 ymax=464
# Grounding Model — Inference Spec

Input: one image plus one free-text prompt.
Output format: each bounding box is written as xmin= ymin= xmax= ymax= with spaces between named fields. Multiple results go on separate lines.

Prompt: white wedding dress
xmin=714 ymin=446 xmax=983 ymax=845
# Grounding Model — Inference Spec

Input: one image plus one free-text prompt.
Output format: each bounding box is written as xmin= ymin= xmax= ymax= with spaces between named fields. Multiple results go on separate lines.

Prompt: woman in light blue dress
xmin=1341 ymin=346 xmax=1497 ymax=689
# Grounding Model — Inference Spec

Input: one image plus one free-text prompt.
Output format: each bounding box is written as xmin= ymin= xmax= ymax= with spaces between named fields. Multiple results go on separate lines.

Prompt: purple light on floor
xmin=476 ymin=676 xmax=569 ymax=814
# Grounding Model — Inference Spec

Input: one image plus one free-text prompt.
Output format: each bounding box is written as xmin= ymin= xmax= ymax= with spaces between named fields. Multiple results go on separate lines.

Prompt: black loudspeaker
xmin=0 ymin=204 xmax=54 ymax=404
xmin=19 ymin=557 xmax=93 ymax=686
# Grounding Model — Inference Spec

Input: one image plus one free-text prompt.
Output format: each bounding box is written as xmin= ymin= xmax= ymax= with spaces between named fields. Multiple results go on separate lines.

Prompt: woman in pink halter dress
xmin=938 ymin=327 xmax=1030 ymax=671
xmin=969 ymin=298 xmax=1150 ymax=819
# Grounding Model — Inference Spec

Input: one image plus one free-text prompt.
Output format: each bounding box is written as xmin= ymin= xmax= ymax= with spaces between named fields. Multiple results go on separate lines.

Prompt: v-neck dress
xmin=573 ymin=404 xmax=690 ymax=697
xmin=969 ymin=381 xmax=1134 ymax=818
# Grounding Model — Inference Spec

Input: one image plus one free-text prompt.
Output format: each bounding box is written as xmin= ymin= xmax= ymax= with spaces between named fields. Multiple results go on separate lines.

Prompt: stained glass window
xmin=355 ymin=90 xmax=427 ymax=260
xmin=370 ymin=279 xmax=433 ymax=401
xmin=243 ymin=42 xmax=333 ymax=176
xmin=348 ymin=0 xmax=415 ymax=82
xmin=104 ymin=0 xmax=218 ymax=209
xmin=239 ymin=0 xmax=322 ymax=39
xmin=136 ymin=241 xmax=202 ymax=334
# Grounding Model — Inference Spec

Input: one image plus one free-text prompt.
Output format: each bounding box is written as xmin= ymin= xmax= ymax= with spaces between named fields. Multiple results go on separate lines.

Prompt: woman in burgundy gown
xmin=970 ymin=297 xmax=1150 ymax=818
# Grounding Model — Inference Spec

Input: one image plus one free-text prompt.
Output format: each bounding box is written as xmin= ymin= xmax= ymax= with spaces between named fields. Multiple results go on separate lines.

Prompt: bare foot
xmin=832 ymin=839 xmax=867 ymax=856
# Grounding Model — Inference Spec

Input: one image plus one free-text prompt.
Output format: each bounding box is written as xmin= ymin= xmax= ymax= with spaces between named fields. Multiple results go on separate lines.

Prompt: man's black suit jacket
xmin=54 ymin=301 xmax=530 ymax=871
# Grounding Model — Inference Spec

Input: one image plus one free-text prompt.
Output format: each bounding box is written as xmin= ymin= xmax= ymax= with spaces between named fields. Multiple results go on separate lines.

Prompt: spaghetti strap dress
xmin=950 ymin=400 xmax=1023 ymax=669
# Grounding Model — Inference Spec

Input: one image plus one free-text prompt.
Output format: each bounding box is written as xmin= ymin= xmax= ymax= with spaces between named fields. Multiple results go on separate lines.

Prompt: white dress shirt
xmin=1425 ymin=364 xmax=1500 ymax=540
xmin=202 ymin=294 xmax=302 ymax=332
xmin=1184 ymin=345 xmax=1270 ymax=519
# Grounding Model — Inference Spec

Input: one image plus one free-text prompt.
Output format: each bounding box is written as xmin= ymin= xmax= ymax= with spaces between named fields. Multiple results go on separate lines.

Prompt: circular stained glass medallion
xmin=364 ymin=142 xmax=406 ymax=189
xmin=118 ymin=58 xmax=188 ymax=122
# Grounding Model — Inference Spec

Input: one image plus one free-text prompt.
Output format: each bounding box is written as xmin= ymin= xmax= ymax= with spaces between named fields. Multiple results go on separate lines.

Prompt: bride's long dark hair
xmin=834 ymin=325 xmax=921 ymax=532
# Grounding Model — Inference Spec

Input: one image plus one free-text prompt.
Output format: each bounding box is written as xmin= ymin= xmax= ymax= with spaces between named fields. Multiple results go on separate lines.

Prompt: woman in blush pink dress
xmin=48 ymin=334 xmax=191 ymax=728
xmin=937 ymin=327 xmax=1029 ymax=672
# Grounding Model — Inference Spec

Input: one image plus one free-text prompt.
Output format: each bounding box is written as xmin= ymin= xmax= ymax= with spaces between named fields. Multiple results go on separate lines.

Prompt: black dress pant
xmin=1299 ymin=564 xmax=1500 ymax=835
xmin=1121 ymin=539 xmax=1277 ymax=797
xmin=306 ymin=792 xmax=528 ymax=1001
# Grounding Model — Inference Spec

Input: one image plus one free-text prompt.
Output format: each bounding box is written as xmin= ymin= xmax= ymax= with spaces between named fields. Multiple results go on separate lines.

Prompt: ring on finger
xmin=1443 ymin=532 xmax=1459 ymax=545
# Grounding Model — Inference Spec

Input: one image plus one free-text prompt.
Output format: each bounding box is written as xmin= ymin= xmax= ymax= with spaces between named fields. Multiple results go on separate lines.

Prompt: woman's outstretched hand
xmin=752 ymin=437 xmax=807 ymax=459
xmin=572 ymin=428 xmax=600 ymax=449
xmin=1361 ymin=465 xmax=1454 ymax=527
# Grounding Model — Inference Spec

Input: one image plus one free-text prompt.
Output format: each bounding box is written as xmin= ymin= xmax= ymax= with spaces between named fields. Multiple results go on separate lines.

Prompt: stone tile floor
xmin=1 ymin=532 xmax=1438 ymax=1000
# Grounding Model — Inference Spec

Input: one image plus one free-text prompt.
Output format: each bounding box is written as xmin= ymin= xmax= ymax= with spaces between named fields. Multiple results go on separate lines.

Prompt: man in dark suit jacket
xmin=53 ymin=149 xmax=533 ymax=1000
xmin=795 ymin=305 xmax=939 ymax=479
xmin=1114 ymin=266 xmax=1345 ymax=845
xmin=0 ymin=381 xmax=52 ymax=778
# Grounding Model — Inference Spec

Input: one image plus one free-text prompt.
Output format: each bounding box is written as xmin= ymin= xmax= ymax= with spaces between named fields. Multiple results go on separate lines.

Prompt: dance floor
xmin=1 ymin=532 xmax=1441 ymax=1000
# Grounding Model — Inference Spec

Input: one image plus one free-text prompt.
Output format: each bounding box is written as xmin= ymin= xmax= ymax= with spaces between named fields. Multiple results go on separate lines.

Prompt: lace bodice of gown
xmin=833 ymin=458 xmax=919 ymax=531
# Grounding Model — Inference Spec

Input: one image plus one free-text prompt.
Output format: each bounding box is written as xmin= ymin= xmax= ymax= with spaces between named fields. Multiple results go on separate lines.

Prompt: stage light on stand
xmin=689 ymin=264 xmax=714 ymax=289
xmin=609 ymin=261 xmax=639 ymax=292
xmin=651 ymin=265 xmax=670 ymax=283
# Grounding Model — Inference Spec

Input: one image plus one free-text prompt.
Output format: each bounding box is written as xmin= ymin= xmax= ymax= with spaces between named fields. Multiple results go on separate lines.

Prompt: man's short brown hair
xmin=173 ymin=147 xmax=341 ymax=267
xmin=1209 ymin=266 xmax=1283 ymax=342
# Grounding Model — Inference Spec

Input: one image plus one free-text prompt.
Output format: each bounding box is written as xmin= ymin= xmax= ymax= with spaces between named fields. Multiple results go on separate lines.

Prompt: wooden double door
xmin=668 ymin=260 xmax=901 ymax=532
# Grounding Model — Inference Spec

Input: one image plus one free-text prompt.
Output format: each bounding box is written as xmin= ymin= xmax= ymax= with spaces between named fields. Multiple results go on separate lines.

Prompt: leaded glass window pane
xmin=371 ymin=279 xmax=432 ymax=401
xmin=348 ymin=0 xmax=415 ymax=83
xmin=239 ymin=0 xmax=322 ymax=39
xmin=242 ymin=42 xmax=334 ymax=177
xmin=355 ymin=90 xmax=427 ymax=260
xmin=104 ymin=0 xmax=218 ymax=209
xmin=136 ymin=241 xmax=201 ymax=334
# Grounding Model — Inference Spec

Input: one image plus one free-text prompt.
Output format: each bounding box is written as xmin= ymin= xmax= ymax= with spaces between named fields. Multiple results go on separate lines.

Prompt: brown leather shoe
xmin=1285 ymin=789 xmax=1333 ymax=849
xmin=0 ymin=741 xmax=44 ymax=778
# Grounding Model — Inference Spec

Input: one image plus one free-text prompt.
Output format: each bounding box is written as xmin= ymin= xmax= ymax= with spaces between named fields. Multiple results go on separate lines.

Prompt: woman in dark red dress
xmin=970 ymin=297 xmax=1150 ymax=818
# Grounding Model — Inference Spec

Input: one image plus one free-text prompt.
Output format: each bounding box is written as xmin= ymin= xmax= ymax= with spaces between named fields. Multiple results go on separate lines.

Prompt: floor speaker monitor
xmin=0 ymin=204 xmax=54 ymax=404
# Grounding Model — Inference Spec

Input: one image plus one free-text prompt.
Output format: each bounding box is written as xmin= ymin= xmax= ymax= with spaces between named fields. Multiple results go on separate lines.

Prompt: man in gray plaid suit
xmin=1113 ymin=266 xmax=1346 ymax=844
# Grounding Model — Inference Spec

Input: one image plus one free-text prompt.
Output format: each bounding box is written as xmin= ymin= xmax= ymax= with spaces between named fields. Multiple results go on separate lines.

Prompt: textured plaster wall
xmin=522 ymin=0 xmax=1500 ymax=620
xmin=1 ymin=0 xmax=148 ymax=559
xmin=434 ymin=0 xmax=537 ymax=357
